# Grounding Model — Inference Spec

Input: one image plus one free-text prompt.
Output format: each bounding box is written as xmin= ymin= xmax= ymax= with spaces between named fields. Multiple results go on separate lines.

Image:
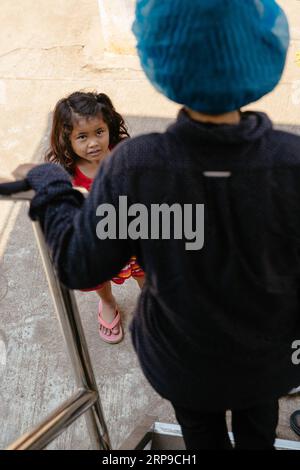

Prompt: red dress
xmin=73 ymin=166 xmax=144 ymax=290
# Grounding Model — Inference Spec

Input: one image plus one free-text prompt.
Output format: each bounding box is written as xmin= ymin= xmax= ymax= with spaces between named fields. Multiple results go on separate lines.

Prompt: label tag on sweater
xmin=203 ymin=171 xmax=231 ymax=177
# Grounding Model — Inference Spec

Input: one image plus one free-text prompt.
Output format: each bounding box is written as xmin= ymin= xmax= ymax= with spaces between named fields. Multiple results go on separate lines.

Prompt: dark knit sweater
xmin=27 ymin=109 xmax=300 ymax=411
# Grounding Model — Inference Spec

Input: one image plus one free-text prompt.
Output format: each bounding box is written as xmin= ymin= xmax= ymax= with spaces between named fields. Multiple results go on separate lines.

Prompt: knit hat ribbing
xmin=132 ymin=0 xmax=290 ymax=114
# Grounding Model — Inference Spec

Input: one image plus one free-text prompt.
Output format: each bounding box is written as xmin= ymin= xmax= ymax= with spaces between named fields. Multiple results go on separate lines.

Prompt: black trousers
xmin=172 ymin=401 xmax=279 ymax=450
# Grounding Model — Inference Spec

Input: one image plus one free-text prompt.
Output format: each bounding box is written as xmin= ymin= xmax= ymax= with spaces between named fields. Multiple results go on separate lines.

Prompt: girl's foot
xmin=100 ymin=300 xmax=118 ymax=334
xmin=98 ymin=299 xmax=123 ymax=344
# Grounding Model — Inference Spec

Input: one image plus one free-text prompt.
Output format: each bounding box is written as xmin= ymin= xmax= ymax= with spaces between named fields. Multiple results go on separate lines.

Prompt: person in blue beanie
xmin=5 ymin=0 xmax=300 ymax=449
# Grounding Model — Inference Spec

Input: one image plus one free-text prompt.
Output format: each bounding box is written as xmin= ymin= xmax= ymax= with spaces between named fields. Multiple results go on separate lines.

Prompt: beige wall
xmin=98 ymin=0 xmax=136 ymax=54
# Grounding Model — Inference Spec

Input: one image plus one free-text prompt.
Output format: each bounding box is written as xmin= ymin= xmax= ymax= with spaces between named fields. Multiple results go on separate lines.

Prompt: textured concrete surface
xmin=1 ymin=0 xmax=300 ymax=450
xmin=99 ymin=0 xmax=136 ymax=54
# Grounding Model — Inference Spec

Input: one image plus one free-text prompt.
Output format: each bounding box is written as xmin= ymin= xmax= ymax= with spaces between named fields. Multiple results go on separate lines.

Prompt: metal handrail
xmin=1 ymin=191 xmax=111 ymax=450
xmin=7 ymin=389 xmax=98 ymax=450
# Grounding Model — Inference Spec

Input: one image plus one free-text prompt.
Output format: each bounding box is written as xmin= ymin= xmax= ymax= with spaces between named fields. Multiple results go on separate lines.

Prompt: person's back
xmin=116 ymin=109 xmax=300 ymax=412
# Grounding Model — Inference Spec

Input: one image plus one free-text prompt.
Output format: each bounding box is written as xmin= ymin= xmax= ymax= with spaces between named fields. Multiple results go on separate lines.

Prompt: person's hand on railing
xmin=0 ymin=177 xmax=10 ymax=184
xmin=12 ymin=163 xmax=38 ymax=180
xmin=0 ymin=179 xmax=31 ymax=196
xmin=0 ymin=163 xmax=37 ymax=196
xmin=0 ymin=163 xmax=88 ymax=197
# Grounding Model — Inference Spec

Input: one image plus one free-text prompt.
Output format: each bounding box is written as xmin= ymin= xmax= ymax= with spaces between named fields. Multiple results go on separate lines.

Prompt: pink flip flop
xmin=98 ymin=300 xmax=124 ymax=344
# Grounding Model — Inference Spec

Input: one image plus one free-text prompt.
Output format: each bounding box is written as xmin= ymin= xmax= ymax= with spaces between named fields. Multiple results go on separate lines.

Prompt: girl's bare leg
xmin=96 ymin=281 xmax=119 ymax=336
xmin=135 ymin=276 xmax=145 ymax=289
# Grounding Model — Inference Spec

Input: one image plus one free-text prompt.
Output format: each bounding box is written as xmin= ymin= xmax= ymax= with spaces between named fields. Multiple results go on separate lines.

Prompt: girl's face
xmin=70 ymin=114 xmax=110 ymax=164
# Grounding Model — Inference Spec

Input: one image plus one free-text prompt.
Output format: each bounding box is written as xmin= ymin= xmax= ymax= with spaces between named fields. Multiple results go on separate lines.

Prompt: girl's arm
xmin=26 ymin=158 xmax=133 ymax=290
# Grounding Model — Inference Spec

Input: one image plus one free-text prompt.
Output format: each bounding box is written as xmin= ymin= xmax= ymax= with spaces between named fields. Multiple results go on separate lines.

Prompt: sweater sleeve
xmin=27 ymin=159 xmax=132 ymax=290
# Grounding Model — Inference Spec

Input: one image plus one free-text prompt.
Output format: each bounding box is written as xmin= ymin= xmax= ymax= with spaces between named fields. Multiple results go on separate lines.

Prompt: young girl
xmin=45 ymin=91 xmax=145 ymax=344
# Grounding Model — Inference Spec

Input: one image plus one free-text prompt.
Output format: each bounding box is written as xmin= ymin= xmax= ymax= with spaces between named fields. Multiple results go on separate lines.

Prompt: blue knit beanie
xmin=132 ymin=0 xmax=290 ymax=114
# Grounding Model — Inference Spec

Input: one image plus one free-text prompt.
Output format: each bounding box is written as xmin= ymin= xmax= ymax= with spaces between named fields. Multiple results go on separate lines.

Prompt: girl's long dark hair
xmin=45 ymin=91 xmax=130 ymax=174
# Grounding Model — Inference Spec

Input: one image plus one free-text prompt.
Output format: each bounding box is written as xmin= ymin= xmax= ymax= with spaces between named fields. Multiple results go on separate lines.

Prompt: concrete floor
xmin=1 ymin=0 xmax=300 ymax=449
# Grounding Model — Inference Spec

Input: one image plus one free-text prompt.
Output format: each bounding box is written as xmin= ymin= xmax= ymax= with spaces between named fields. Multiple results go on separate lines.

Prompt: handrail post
xmin=31 ymin=220 xmax=111 ymax=450
xmin=0 ymin=192 xmax=112 ymax=450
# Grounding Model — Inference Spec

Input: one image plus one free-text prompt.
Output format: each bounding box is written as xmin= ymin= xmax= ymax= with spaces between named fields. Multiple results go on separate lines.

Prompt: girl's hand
xmin=12 ymin=163 xmax=38 ymax=180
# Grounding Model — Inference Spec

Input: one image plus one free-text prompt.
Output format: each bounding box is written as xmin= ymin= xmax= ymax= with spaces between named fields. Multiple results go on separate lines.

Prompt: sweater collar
xmin=168 ymin=108 xmax=273 ymax=144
